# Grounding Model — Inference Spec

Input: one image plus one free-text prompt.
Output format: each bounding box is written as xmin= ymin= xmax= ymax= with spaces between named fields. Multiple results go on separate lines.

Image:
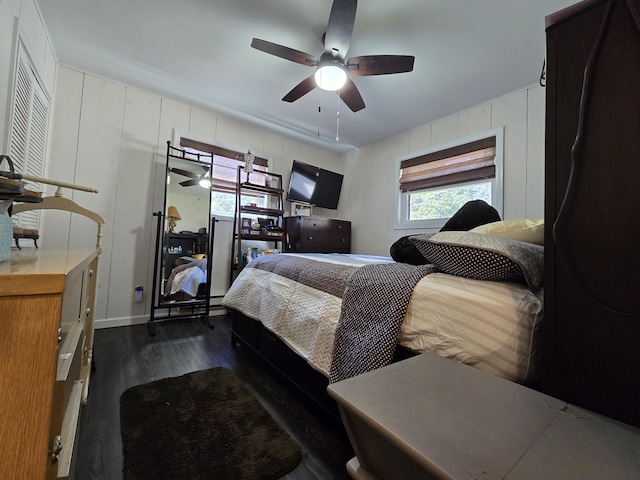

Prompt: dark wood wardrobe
xmin=544 ymin=0 xmax=640 ymax=428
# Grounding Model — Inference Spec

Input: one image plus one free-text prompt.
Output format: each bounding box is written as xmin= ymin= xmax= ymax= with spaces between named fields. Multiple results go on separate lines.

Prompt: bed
xmin=164 ymin=257 xmax=207 ymax=298
xmin=222 ymin=227 xmax=545 ymax=419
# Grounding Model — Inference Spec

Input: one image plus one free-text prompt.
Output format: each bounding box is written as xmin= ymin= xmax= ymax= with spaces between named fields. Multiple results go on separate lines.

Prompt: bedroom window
xmin=179 ymin=138 xmax=269 ymax=217
xmin=395 ymin=129 xmax=503 ymax=229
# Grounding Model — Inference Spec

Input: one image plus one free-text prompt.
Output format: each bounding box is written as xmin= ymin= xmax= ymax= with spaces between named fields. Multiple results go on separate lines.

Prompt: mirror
xmin=160 ymin=155 xmax=212 ymax=299
xmin=149 ymin=143 xmax=214 ymax=333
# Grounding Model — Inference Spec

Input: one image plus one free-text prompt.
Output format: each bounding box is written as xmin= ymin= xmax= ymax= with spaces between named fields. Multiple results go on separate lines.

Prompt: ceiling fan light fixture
xmin=199 ymin=178 xmax=211 ymax=189
xmin=315 ymin=63 xmax=347 ymax=91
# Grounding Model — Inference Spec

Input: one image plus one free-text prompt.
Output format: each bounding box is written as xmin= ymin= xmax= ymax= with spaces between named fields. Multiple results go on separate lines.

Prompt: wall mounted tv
xmin=286 ymin=160 xmax=344 ymax=210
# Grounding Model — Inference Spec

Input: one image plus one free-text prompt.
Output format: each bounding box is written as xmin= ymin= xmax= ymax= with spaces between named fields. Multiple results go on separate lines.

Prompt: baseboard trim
xmin=95 ymin=315 xmax=147 ymax=329
xmin=95 ymin=307 xmax=228 ymax=329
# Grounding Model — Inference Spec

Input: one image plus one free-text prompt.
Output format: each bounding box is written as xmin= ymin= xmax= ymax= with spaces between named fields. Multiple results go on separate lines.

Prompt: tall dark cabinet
xmin=544 ymin=0 xmax=640 ymax=428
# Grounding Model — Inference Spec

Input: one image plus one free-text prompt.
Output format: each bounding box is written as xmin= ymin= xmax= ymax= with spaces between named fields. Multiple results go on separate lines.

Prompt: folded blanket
xmin=329 ymin=262 xmax=436 ymax=383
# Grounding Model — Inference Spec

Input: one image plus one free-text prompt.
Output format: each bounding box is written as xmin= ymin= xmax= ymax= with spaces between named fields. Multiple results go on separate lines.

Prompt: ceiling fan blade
xmin=251 ymin=38 xmax=318 ymax=66
xmin=170 ymin=167 xmax=197 ymax=178
xmin=324 ymin=0 xmax=357 ymax=58
xmin=339 ymin=78 xmax=365 ymax=112
xmin=282 ymin=75 xmax=317 ymax=103
xmin=180 ymin=179 xmax=199 ymax=187
xmin=347 ymin=55 xmax=415 ymax=76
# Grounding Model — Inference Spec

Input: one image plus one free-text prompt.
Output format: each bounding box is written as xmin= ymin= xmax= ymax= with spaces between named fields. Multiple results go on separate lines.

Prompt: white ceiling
xmin=36 ymin=0 xmax=577 ymax=154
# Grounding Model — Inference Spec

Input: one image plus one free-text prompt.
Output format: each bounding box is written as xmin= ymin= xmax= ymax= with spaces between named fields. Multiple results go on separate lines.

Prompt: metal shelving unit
xmin=229 ymin=165 xmax=284 ymax=285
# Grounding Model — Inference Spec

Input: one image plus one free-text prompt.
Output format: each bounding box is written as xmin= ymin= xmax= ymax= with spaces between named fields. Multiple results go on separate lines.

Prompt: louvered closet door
xmin=8 ymin=40 xmax=50 ymax=232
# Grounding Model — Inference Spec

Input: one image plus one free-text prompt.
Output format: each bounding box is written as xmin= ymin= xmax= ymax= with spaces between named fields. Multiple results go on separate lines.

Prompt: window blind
xmin=400 ymin=136 xmax=496 ymax=192
xmin=180 ymin=138 xmax=268 ymax=192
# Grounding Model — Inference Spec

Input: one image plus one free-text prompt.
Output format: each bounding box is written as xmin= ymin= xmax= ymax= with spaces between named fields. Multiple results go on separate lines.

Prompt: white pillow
xmin=470 ymin=218 xmax=544 ymax=245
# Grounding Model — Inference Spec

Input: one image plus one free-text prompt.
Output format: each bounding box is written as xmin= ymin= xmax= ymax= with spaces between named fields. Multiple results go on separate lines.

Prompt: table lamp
xmin=167 ymin=205 xmax=181 ymax=233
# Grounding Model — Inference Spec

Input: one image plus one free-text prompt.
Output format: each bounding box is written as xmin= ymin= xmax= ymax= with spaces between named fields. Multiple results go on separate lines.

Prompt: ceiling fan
xmin=251 ymin=0 xmax=414 ymax=112
xmin=169 ymin=166 xmax=211 ymax=188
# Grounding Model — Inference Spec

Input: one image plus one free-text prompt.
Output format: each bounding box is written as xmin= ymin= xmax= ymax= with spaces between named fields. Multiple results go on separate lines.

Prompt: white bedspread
xmin=168 ymin=266 xmax=206 ymax=296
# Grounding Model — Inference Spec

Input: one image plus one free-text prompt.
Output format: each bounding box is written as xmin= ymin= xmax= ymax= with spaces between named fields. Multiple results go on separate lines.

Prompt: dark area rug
xmin=120 ymin=367 xmax=302 ymax=480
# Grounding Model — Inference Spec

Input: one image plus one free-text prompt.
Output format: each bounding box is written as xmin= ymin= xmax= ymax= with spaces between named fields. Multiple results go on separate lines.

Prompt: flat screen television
xmin=286 ymin=160 xmax=344 ymax=209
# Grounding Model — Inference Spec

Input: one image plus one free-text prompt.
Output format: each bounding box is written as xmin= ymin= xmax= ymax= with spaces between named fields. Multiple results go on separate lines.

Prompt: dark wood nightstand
xmin=284 ymin=216 xmax=351 ymax=253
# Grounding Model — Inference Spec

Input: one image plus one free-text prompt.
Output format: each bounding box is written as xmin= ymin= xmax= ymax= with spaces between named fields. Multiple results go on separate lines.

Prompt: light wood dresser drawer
xmin=0 ymin=249 xmax=98 ymax=480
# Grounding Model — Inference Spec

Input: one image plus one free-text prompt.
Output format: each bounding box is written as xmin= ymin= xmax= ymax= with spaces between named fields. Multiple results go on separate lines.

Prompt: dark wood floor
xmin=75 ymin=314 xmax=354 ymax=479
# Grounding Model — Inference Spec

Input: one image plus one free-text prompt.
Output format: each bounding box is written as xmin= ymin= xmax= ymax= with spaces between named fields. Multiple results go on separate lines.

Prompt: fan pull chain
xmin=336 ymin=92 xmax=341 ymax=142
xmin=317 ymin=106 xmax=321 ymax=138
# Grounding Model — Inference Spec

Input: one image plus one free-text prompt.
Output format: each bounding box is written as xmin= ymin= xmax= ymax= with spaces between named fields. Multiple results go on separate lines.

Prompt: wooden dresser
xmin=0 ymin=249 xmax=98 ymax=480
xmin=284 ymin=216 xmax=351 ymax=253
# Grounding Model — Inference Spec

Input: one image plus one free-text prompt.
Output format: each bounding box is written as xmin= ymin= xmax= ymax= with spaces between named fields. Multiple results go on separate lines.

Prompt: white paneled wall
xmin=526 ymin=87 xmax=546 ymax=214
xmin=0 ymin=2 xmax=20 ymax=150
xmin=339 ymin=85 xmax=546 ymax=256
xmin=47 ymin=66 xmax=342 ymax=328
xmin=0 ymin=0 xmax=56 ymax=154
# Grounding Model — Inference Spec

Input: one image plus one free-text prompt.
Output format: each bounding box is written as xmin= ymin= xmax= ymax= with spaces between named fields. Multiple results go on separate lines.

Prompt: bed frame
xmin=229 ymin=309 xmax=417 ymax=422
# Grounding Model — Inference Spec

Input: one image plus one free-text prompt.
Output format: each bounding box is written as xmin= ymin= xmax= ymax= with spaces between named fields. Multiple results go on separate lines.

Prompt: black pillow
xmin=390 ymin=235 xmax=431 ymax=265
xmin=440 ymin=200 xmax=501 ymax=232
